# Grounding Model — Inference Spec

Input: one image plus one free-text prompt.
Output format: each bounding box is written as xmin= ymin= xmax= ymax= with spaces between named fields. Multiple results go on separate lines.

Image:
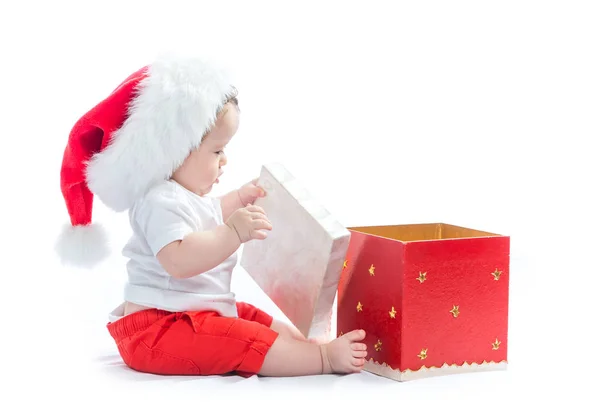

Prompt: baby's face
xmin=172 ymin=102 xmax=240 ymax=195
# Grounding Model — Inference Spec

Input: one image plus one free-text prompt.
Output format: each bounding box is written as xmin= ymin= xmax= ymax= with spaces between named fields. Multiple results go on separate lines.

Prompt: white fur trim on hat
xmin=55 ymin=223 xmax=111 ymax=268
xmin=86 ymin=53 xmax=236 ymax=212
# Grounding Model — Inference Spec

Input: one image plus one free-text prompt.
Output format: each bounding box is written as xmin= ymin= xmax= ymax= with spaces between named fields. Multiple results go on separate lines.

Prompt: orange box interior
xmin=347 ymin=223 xmax=504 ymax=242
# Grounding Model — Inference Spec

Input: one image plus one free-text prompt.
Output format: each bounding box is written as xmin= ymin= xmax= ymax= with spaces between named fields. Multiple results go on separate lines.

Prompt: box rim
xmin=347 ymin=222 xmax=508 ymax=243
xmin=261 ymin=162 xmax=351 ymax=240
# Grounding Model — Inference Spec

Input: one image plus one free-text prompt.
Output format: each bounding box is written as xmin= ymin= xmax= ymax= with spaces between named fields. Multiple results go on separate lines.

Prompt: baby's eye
xmin=215 ymin=150 xmax=223 ymax=155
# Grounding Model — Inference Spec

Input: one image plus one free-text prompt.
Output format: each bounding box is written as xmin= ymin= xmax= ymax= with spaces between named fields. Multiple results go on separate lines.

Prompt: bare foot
xmin=320 ymin=329 xmax=367 ymax=374
xmin=258 ymin=328 xmax=367 ymax=377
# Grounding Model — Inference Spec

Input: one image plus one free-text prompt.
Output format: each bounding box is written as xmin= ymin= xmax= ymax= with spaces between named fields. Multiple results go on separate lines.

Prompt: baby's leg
xmin=236 ymin=302 xmax=308 ymax=342
xmin=269 ymin=319 xmax=308 ymax=342
xmin=259 ymin=329 xmax=367 ymax=377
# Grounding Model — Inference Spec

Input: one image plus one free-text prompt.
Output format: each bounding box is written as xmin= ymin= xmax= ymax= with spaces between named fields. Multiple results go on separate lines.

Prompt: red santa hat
xmin=55 ymin=53 xmax=237 ymax=268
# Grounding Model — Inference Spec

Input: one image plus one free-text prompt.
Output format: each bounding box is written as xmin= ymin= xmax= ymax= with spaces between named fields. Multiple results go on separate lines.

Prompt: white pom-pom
xmin=55 ymin=223 xmax=111 ymax=268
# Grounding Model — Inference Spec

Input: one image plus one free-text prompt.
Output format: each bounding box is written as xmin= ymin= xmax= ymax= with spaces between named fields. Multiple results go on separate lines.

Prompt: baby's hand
xmin=238 ymin=178 xmax=266 ymax=206
xmin=226 ymin=204 xmax=272 ymax=243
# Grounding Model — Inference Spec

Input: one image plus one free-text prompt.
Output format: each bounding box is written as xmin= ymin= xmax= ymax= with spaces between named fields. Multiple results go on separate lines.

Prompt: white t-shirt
xmin=109 ymin=179 xmax=239 ymax=322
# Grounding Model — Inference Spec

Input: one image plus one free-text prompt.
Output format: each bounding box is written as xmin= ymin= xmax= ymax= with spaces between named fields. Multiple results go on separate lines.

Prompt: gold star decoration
xmin=492 ymin=338 xmax=501 ymax=350
xmin=369 ymin=264 xmax=375 ymax=276
xmin=389 ymin=306 xmax=397 ymax=318
xmin=492 ymin=268 xmax=502 ymax=280
xmin=374 ymin=339 xmax=382 ymax=352
xmin=356 ymin=301 xmax=363 ymax=312
xmin=418 ymin=349 xmax=428 ymax=360
xmin=450 ymin=305 xmax=460 ymax=318
xmin=343 ymin=260 xmax=348 ymax=269
xmin=417 ymin=271 xmax=427 ymax=283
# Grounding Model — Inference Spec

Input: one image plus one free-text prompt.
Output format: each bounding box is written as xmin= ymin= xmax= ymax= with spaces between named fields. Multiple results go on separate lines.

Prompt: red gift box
xmin=336 ymin=223 xmax=510 ymax=381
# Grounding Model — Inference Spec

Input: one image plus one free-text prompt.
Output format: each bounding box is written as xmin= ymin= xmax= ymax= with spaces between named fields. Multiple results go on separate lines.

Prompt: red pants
xmin=106 ymin=302 xmax=279 ymax=377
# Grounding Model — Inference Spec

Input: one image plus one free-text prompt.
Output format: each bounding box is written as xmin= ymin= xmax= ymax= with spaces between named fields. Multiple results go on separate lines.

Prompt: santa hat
xmin=55 ymin=53 xmax=237 ymax=268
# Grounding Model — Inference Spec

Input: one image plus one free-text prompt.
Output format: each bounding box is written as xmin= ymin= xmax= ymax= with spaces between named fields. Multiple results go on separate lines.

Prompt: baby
xmin=56 ymin=53 xmax=367 ymax=377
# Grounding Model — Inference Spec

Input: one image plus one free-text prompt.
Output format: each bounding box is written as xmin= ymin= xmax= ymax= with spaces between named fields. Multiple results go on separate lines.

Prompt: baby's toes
xmin=343 ymin=329 xmax=366 ymax=342
xmin=351 ymin=343 xmax=367 ymax=351
xmin=352 ymin=350 xmax=368 ymax=359
xmin=352 ymin=357 xmax=366 ymax=367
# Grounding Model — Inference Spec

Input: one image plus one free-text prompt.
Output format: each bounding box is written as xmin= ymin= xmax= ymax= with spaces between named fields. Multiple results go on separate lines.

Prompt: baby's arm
xmin=220 ymin=179 xmax=265 ymax=220
xmin=157 ymin=224 xmax=240 ymax=279
xmin=219 ymin=189 xmax=244 ymax=221
xmin=155 ymin=204 xmax=271 ymax=279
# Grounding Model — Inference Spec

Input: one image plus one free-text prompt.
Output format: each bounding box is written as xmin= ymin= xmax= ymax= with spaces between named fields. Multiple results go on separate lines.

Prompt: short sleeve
xmin=133 ymin=188 xmax=196 ymax=255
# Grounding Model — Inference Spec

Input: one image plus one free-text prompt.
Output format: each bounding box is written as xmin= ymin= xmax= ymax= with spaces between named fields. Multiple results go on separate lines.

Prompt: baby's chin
xmin=195 ymin=178 xmax=220 ymax=195
xmin=200 ymin=183 xmax=216 ymax=195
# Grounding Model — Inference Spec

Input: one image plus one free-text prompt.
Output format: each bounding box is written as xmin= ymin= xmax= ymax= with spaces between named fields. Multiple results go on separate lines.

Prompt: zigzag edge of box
xmin=364 ymin=359 xmax=508 ymax=382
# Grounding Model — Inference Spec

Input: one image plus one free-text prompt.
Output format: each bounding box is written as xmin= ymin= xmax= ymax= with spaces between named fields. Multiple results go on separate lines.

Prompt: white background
xmin=1 ymin=0 xmax=598 ymax=405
